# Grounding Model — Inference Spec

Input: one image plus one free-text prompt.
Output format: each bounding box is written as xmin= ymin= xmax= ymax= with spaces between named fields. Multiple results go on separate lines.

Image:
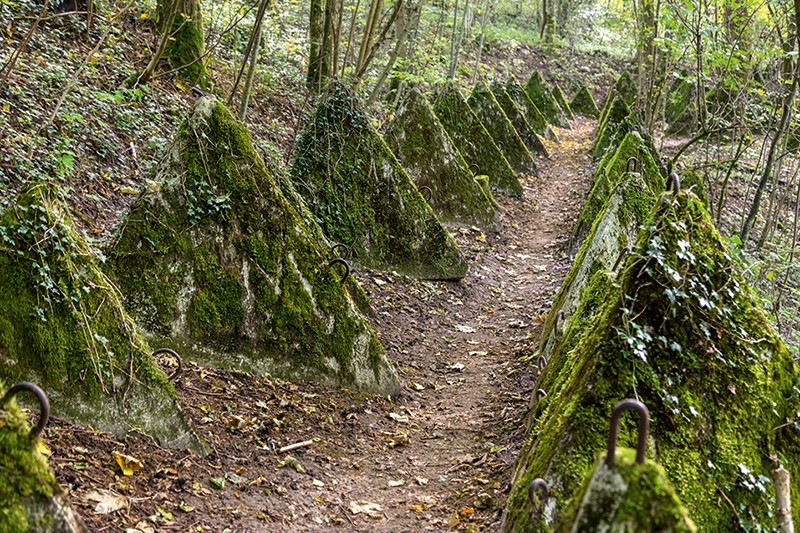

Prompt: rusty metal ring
xmin=418 ymin=186 xmax=432 ymax=203
xmin=606 ymin=399 xmax=649 ymax=466
xmin=536 ymin=388 xmax=547 ymax=400
xmin=469 ymin=164 xmax=480 ymax=176
xmin=331 ymin=243 xmax=351 ymax=260
xmin=329 ymin=258 xmax=351 ymax=283
xmin=666 ymin=172 xmax=681 ymax=195
xmin=497 ymin=141 xmax=505 ymax=152
xmin=554 ymin=310 xmax=564 ymax=332
xmin=2 ymin=382 xmax=50 ymax=439
xmin=152 ymin=348 xmax=183 ymax=382
xmin=528 ymin=478 xmax=548 ymax=511
xmin=612 ymin=246 xmax=630 ymax=271
xmin=537 ymin=355 xmax=547 ymax=371
xmin=626 ymin=157 xmax=639 ymax=173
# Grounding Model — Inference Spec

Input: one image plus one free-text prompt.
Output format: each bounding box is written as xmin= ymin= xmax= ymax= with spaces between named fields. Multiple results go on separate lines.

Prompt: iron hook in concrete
xmin=2 ymin=382 xmax=50 ymax=439
xmin=666 ymin=172 xmax=681 ymax=195
xmin=331 ymin=243 xmax=351 ymax=260
xmin=537 ymin=355 xmax=547 ymax=371
xmin=626 ymin=157 xmax=639 ymax=173
xmin=612 ymin=246 xmax=630 ymax=271
xmin=528 ymin=478 xmax=549 ymax=512
xmin=469 ymin=164 xmax=480 ymax=176
xmin=497 ymin=141 xmax=505 ymax=152
xmin=418 ymin=186 xmax=432 ymax=203
xmin=329 ymin=258 xmax=351 ymax=283
xmin=606 ymin=399 xmax=649 ymax=466
xmin=536 ymin=388 xmax=547 ymax=400
xmin=152 ymin=348 xmax=183 ymax=382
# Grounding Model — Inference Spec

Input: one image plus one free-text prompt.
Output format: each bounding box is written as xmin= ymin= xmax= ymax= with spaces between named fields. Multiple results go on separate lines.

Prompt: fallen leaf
xmin=459 ymin=507 xmax=475 ymax=517
xmin=411 ymin=382 xmax=425 ymax=391
xmin=312 ymin=479 xmax=325 ymax=487
xmin=388 ymin=412 xmax=409 ymax=423
xmin=209 ymin=477 xmax=225 ymax=490
xmin=278 ymin=455 xmax=305 ymax=473
xmin=179 ymin=502 xmax=195 ymax=513
xmin=448 ymin=511 xmax=461 ymax=528
xmin=114 ymin=451 xmax=143 ymax=476
xmin=388 ymin=479 xmax=405 ymax=487
xmin=447 ymin=362 xmax=466 ymax=372
xmin=408 ymin=503 xmax=428 ymax=513
xmin=349 ymin=501 xmax=383 ymax=518
xmin=85 ymin=489 xmax=127 ymax=514
xmin=415 ymin=477 xmax=429 ymax=485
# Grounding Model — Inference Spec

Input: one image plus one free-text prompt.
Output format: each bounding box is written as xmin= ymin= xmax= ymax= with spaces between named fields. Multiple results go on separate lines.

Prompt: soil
xmin=37 ymin=119 xmax=595 ymax=532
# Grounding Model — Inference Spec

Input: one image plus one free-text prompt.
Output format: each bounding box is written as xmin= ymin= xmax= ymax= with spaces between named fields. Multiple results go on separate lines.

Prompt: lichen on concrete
xmin=468 ymin=81 xmax=538 ymax=176
xmin=431 ymin=82 xmax=523 ymax=197
xmin=108 ymin=95 xmax=400 ymax=396
xmin=551 ymin=85 xmax=574 ymax=121
xmin=506 ymin=79 xmax=558 ymax=142
xmin=569 ymin=86 xmax=600 ymax=119
xmin=524 ymin=71 xmax=570 ymax=129
xmin=504 ymin=191 xmax=800 ymax=531
xmin=0 ymin=183 xmax=203 ymax=452
xmin=290 ymin=82 xmax=468 ymax=281
xmin=490 ymin=80 xmax=549 ymax=157
xmin=0 ymin=381 xmax=86 ymax=532
xmin=384 ymin=88 xmax=500 ymax=232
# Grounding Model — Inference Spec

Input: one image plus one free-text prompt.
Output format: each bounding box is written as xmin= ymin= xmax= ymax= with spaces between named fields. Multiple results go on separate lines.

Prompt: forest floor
xmin=41 ymin=119 xmax=596 ymax=532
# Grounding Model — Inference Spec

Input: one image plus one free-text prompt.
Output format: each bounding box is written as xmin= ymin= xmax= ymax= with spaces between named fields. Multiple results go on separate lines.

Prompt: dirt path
xmin=47 ymin=119 xmax=595 ymax=532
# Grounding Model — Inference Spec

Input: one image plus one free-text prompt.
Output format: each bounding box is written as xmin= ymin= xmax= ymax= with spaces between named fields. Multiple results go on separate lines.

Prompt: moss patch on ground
xmin=468 ymin=81 xmax=538 ymax=176
xmin=0 ymin=381 xmax=86 ymax=532
xmin=0 ymin=183 xmax=202 ymax=451
xmin=108 ymin=95 xmax=400 ymax=395
xmin=432 ymin=82 xmax=523 ymax=197
xmin=551 ymin=85 xmax=574 ymax=121
xmin=384 ymin=88 xmax=500 ymax=232
xmin=506 ymin=79 xmax=558 ymax=142
xmin=524 ymin=71 xmax=569 ymax=129
xmin=490 ymin=80 xmax=548 ymax=157
xmin=569 ymin=86 xmax=600 ymax=118
xmin=290 ymin=82 xmax=468 ymax=281
xmin=504 ymin=192 xmax=800 ymax=532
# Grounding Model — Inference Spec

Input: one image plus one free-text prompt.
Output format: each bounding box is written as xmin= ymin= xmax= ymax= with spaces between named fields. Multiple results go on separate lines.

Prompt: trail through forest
xmin=46 ymin=118 xmax=596 ymax=532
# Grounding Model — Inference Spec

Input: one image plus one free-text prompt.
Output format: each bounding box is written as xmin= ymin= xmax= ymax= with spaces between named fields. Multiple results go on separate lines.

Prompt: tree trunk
xmin=307 ymin=0 xmax=325 ymax=90
xmin=158 ymin=0 xmax=206 ymax=84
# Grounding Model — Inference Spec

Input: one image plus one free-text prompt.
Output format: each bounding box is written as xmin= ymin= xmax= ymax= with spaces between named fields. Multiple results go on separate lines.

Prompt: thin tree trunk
xmin=230 ymin=0 xmax=270 ymax=102
xmin=129 ymin=0 xmax=180 ymax=87
xmin=307 ymin=0 xmax=325 ymax=89
xmin=237 ymin=0 xmax=269 ymax=120
xmin=355 ymin=0 xmax=382 ymax=74
xmin=341 ymin=0 xmax=362 ymax=77
xmin=470 ymin=0 xmax=490 ymax=85
xmin=367 ymin=9 xmax=408 ymax=105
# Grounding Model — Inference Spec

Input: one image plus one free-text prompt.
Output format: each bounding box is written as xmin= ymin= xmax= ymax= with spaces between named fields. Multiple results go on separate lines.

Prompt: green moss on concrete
xmin=559 ymin=449 xmax=697 ymax=532
xmin=468 ymin=81 xmax=538 ymax=176
xmin=505 ymin=192 xmax=800 ymax=531
xmin=0 ymin=184 xmax=202 ymax=451
xmin=569 ymin=86 xmax=600 ymax=119
xmin=551 ymin=85 xmax=574 ymax=121
xmin=0 ymin=381 xmax=86 ymax=532
xmin=108 ymin=96 xmax=399 ymax=395
xmin=506 ymin=79 xmax=558 ymax=142
xmin=592 ymin=95 xmax=632 ymax=160
xmin=666 ymin=75 xmax=697 ymax=136
xmin=490 ymin=80 xmax=548 ymax=157
xmin=680 ymin=169 xmax=708 ymax=208
xmin=383 ymin=88 xmax=499 ymax=232
xmin=615 ymin=71 xmax=637 ymax=106
xmin=431 ymin=82 xmax=523 ymax=197
xmin=291 ymin=82 xmax=468 ymax=280
xmin=524 ymin=71 xmax=569 ymax=129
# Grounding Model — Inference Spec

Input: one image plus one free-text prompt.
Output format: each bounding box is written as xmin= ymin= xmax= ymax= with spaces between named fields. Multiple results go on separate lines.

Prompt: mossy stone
xmin=506 ymin=79 xmax=558 ymax=142
xmin=524 ymin=71 xmax=570 ymax=129
xmin=505 ymin=192 xmax=800 ymax=531
xmin=592 ymin=95 xmax=632 ymax=160
xmin=665 ymin=76 xmax=697 ymax=136
xmin=490 ymin=80 xmax=549 ymax=157
xmin=384 ymin=88 xmax=500 ymax=232
xmin=614 ymin=71 xmax=637 ymax=106
xmin=0 ymin=381 xmax=86 ymax=532
xmin=0 ymin=183 xmax=202 ymax=451
xmin=291 ymin=82 xmax=468 ymax=281
xmin=468 ymin=81 xmax=538 ymax=177
xmin=551 ymin=85 xmax=574 ymax=121
xmin=431 ymin=82 xmax=523 ymax=197
xmin=569 ymin=86 xmax=600 ymax=119
xmin=108 ymin=96 xmax=399 ymax=395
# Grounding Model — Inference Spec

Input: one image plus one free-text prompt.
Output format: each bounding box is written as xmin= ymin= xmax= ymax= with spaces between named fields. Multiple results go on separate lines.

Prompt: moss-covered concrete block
xmin=524 ymin=71 xmax=570 ymax=129
xmin=0 ymin=382 xmax=86 ymax=532
xmin=569 ymin=86 xmax=600 ymax=119
xmin=384 ymin=88 xmax=500 ymax=232
xmin=561 ymin=449 xmax=697 ymax=532
xmin=0 ymin=184 xmax=202 ymax=451
xmin=506 ymin=79 xmax=558 ymax=142
xmin=468 ymin=81 xmax=538 ymax=176
xmin=108 ymin=96 xmax=400 ymax=396
xmin=490 ymin=80 xmax=548 ymax=157
xmin=505 ymin=192 xmax=800 ymax=531
xmin=432 ymin=82 xmax=523 ymax=197
xmin=592 ymin=95 xmax=632 ymax=160
xmin=551 ymin=85 xmax=574 ymax=121
xmin=614 ymin=71 xmax=637 ymax=106
xmin=665 ymin=75 xmax=697 ymax=136
xmin=291 ymin=82 xmax=468 ymax=281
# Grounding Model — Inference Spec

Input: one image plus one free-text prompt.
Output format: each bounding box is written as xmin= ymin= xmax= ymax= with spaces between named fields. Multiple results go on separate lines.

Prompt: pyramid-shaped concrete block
xmin=524 ymin=71 xmax=569 ymax=129
xmin=593 ymin=94 xmax=633 ymax=160
xmin=505 ymin=192 xmax=800 ymax=530
xmin=0 ymin=184 xmax=203 ymax=451
xmin=291 ymin=82 xmax=468 ymax=280
xmin=384 ymin=88 xmax=500 ymax=231
xmin=108 ymin=96 xmax=400 ymax=395
xmin=570 ymin=86 xmax=600 ymax=118
xmin=505 ymin=79 xmax=558 ymax=141
xmin=432 ymin=82 xmax=523 ymax=197
xmin=468 ymin=81 xmax=538 ymax=176
xmin=551 ymin=85 xmax=574 ymax=121
xmin=490 ymin=80 xmax=548 ymax=157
